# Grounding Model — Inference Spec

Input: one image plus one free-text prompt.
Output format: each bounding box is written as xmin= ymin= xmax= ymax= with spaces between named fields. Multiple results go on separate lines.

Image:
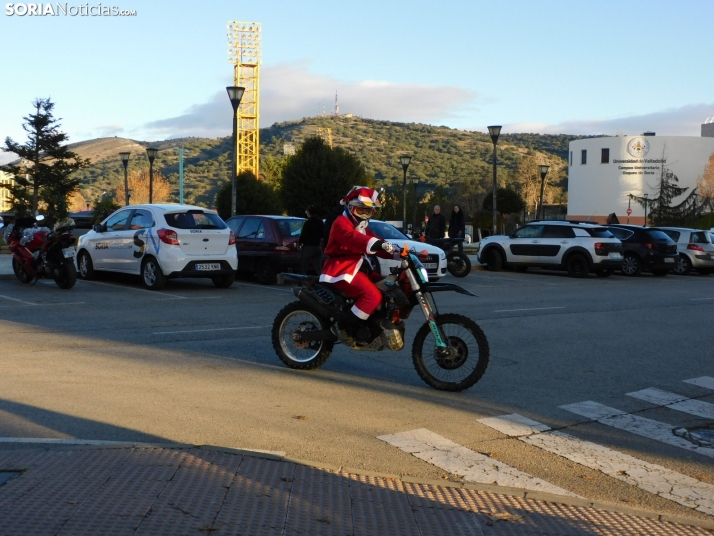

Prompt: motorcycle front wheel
xmin=271 ymin=301 xmax=334 ymax=370
xmin=12 ymin=257 xmax=32 ymax=283
xmin=446 ymin=252 xmax=471 ymax=278
xmin=412 ymin=313 xmax=489 ymax=391
xmin=54 ymin=261 xmax=77 ymax=289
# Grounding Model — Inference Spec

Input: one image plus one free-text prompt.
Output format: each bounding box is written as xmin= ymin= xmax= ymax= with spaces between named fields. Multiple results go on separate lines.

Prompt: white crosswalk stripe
xmin=478 ymin=414 xmax=714 ymax=517
xmin=559 ymin=401 xmax=714 ymax=458
xmin=627 ymin=388 xmax=714 ymax=420
xmin=685 ymin=376 xmax=714 ymax=391
xmin=377 ymin=428 xmax=578 ymax=497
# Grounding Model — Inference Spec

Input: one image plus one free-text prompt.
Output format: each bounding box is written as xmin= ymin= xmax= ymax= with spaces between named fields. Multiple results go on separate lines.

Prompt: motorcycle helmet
xmin=340 ymin=186 xmax=381 ymax=222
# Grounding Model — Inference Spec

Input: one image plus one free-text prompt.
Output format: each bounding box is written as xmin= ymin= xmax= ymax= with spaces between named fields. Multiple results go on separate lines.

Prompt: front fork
xmin=405 ymin=260 xmax=448 ymax=348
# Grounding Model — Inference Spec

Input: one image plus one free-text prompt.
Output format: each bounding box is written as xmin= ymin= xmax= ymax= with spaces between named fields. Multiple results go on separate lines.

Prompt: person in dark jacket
xmin=449 ymin=204 xmax=466 ymax=252
xmin=425 ymin=205 xmax=446 ymax=239
xmin=449 ymin=205 xmax=466 ymax=238
xmin=299 ymin=205 xmax=325 ymax=275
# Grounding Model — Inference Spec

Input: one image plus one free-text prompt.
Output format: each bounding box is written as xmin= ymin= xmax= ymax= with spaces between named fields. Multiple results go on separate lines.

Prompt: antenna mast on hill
xmin=333 ymin=91 xmax=339 ymax=116
xmin=228 ymin=21 xmax=261 ymax=179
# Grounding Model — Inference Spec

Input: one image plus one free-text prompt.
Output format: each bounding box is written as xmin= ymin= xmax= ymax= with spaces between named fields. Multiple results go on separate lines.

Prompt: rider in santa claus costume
xmin=320 ymin=186 xmax=398 ymax=342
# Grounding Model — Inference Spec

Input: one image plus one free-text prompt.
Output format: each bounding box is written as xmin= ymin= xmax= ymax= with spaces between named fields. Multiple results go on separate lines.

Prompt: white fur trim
xmin=319 ymin=258 xmax=363 ymax=284
xmin=366 ymin=236 xmax=379 ymax=254
xmin=351 ymin=304 xmax=370 ymax=320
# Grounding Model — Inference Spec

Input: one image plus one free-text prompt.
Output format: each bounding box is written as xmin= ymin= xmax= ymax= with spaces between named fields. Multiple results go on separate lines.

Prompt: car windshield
xmin=368 ymin=221 xmax=409 ymax=240
xmin=585 ymin=227 xmax=615 ymax=238
xmin=275 ymin=218 xmax=305 ymax=237
xmin=164 ymin=211 xmax=226 ymax=230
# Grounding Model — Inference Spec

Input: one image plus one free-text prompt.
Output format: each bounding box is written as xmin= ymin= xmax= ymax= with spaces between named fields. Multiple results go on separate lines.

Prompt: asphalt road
xmin=0 ymin=268 xmax=713 ymax=520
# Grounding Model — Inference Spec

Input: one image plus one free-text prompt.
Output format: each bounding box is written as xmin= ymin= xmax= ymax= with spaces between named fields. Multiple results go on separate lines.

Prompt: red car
xmin=225 ymin=215 xmax=305 ymax=284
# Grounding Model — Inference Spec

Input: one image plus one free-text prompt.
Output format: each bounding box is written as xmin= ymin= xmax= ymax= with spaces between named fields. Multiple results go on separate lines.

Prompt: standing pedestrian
xmin=449 ymin=205 xmax=466 ymax=238
xmin=425 ymin=205 xmax=446 ymax=239
xmin=449 ymin=204 xmax=466 ymax=252
xmin=299 ymin=205 xmax=325 ymax=275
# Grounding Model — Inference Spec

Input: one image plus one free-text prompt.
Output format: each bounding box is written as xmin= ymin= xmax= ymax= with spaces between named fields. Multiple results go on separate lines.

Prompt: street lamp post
xmin=538 ymin=165 xmax=550 ymax=220
xmin=643 ymin=193 xmax=649 ymax=227
xmin=627 ymin=194 xmax=633 ymax=224
xmin=226 ymin=86 xmax=246 ymax=217
xmin=487 ymin=126 xmax=502 ymax=235
xmin=400 ymin=155 xmax=412 ymax=231
xmin=145 ymin=148 xmax=158 ymax=204
xmin=411 ymin=177 xmax=420 ymax=231
xmin=119 ymin=152 xmax=130 ymax=206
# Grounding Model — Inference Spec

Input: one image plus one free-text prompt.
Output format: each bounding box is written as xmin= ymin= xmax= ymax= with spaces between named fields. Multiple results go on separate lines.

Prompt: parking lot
xmin=1 ymin=268 xmax=713 ymax=520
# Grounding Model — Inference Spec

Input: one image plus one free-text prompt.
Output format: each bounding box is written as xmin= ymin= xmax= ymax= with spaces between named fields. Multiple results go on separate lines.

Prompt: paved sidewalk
xmin=0 ymin=444 xmax=711 ymax=535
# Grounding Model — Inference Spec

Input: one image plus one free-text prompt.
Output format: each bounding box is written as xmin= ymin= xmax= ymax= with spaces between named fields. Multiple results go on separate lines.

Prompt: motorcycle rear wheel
xmin=447 ymin=252 xmax=471 ymax=278
xmin=12 ymin=257 xmax=32 ymax=284
xmin=272 ymin=301 xmax=334 ymax=370
xmin=54 ymin=261 xmax=77 ymax=289
xmin=412 ymin=313 xmax=489 ymax=391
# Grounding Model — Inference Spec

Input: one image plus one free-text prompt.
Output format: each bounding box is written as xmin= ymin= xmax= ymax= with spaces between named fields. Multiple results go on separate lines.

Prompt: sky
xmin=1 ymin=0 xmax=713 ymax=164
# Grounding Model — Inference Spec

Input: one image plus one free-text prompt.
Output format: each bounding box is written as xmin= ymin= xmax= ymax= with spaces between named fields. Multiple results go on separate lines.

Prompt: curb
xmin=3 ymin=439 xmax=712 ymax=531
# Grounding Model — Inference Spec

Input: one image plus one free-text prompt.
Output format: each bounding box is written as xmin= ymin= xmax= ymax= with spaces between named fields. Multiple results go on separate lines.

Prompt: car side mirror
xmin=93 ymin=224 xmax=103 ymax=233
xmin=508 ymin=231 xmax=516 ymax=238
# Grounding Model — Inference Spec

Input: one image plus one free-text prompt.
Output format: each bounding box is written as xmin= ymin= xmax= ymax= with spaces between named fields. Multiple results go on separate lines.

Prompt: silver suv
xmin=477 ymin=221 xmax=624 ymax=278
xmin=658 ymin=227 xmax=714 ymax=276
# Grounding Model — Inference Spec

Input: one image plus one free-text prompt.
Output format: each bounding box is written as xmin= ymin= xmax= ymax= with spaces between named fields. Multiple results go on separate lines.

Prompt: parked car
xmin=605 ymin=225 xmax=678 ymax=276
xmin=367 ymin=220 xmax=448 ymax=280
xmin=477 ymin=221 xmax=623 ymax=277
xmin=658 ymin=227 xmax=714 ymax=275
xmin=76 ymin=204 xmax=237 ymax=290
xmin=225 ymin=215 xmax=305 ymax=284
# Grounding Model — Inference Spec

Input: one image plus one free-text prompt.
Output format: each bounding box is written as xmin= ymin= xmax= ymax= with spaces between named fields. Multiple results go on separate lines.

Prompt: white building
xmin=567 ymin=125 xmax=714 ymax=224
xmin=0 ymin=171 xmax=14 ymax=213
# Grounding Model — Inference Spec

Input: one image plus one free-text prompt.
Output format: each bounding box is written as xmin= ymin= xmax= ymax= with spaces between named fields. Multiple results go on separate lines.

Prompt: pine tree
xmin=281 ymin=136 xmax=369 ymax=217
xmin=1 ymin=98 xmax=89 ymax=221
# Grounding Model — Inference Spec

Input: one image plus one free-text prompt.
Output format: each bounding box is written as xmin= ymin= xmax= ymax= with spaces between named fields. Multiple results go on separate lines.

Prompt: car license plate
xmin=62 ymin=247 xmax=76 ymax=259
xmin=664 ymin=257 xmax=675 ymax=263
xmin=608 ymin=252 xmax=622 ymax=259
xmin=196 ymin=263 xmax=221 ymax=271
xmin=424 ymin=263 xmax=438 ymax=269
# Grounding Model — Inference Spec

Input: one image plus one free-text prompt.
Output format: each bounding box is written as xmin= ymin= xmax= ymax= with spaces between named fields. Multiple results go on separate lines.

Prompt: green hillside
xmin=69 ymin=116 xmax=592 ymax=212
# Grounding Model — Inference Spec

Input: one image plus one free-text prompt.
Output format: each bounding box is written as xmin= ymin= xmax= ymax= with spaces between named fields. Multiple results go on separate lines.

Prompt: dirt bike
xmin=3 ymin=216 xmax=78 ymax=289
xmin=413 ymin=231 xmax=472 ymax=278
xmin=272 ymin=245 xmax=489 ymax=391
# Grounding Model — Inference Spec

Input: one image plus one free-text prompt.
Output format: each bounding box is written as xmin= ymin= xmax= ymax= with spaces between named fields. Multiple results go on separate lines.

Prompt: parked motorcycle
xmin=272 ymin=245 xmax=489 ymax=391
xmin=3 ymin=216 xmax=78 ymax=289
xmin=413 ymin=232 xmax=471 ymax=277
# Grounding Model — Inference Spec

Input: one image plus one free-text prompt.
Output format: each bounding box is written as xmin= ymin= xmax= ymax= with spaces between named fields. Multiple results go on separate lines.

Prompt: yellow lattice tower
xmin=315 ymin=127 xmax=333 ymax=148
xmin=228 ymin=21 xmax=261 ymax=178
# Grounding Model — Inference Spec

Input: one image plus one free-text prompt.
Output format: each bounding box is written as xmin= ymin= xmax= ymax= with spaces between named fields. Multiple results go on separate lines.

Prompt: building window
xmin=570 ymin=151 xmax=573 ymax=166
xmin=581 ymin=149 xmax=587 ymax=165
xmin=601 ymin=148 xmax=610 ymax=163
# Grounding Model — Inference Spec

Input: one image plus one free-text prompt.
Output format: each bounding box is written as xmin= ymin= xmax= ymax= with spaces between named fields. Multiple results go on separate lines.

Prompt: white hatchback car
xmin=76 ymin=204 xmax=238 ymax=290
xmin=368 ymin=220 xmax=448 ymax=280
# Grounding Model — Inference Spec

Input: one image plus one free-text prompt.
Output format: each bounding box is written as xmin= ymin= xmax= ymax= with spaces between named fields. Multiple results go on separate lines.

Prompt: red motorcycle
xmin=3 ymin=216 xmax=78 ymax=289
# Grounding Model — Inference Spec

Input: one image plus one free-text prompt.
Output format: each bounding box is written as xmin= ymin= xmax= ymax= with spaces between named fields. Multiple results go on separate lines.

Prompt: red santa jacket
xmin=320 ymin=213 xmax=390 ymax=284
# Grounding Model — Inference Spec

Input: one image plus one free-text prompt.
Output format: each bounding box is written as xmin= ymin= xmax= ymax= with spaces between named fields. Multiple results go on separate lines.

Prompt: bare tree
xmin=114 ymin=169 xmax=171 ymax=205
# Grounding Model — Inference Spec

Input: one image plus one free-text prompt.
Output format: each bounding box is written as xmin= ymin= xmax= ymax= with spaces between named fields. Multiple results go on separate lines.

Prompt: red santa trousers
xmin=332 ymin=271 xmax=383 ymax=320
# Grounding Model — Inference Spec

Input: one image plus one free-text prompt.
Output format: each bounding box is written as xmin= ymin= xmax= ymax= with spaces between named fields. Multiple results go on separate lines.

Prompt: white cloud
xmin=143 ymin=63 xmax=476 ymax=138
xmin=500 ymin=103 xmax=714 ymax=137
